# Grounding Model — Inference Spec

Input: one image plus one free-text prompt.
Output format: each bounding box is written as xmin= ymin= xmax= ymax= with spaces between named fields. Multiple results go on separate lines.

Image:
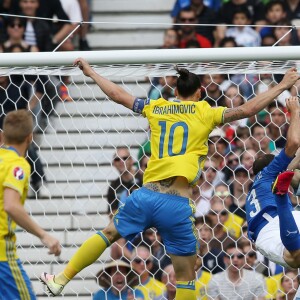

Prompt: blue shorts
xmin=113 ymin=187 xmax=199 ymax=256
xmin=0 ymin=259 xmax=36 ymax=300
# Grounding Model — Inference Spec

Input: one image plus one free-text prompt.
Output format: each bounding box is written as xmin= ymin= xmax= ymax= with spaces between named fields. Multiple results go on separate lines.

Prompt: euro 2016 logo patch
xmin=13 ymin=167 xmax=24 ymax=180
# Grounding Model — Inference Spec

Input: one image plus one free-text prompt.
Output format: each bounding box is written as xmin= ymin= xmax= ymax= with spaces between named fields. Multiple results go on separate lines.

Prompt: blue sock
xmin=275 ymin=194 xmax=300 ymax=251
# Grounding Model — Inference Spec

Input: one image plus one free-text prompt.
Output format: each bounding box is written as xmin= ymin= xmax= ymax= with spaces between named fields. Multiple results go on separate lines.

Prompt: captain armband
xmin=132 ymin=98 xmax=146 ymax=114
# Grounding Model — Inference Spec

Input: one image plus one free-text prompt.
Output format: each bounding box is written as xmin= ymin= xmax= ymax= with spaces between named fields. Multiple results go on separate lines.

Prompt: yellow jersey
xmin=196 ymin=270 xmax=212 ymax=300
xmin=135 ymin=277 xmax=166 ymax=300
xmin=142 ymin=98 xmax=226 ymax=185
xmin=0 ymin=147 xmax=30 ymax=261
xmin=224 ymin=212 xmax=244 ymax=239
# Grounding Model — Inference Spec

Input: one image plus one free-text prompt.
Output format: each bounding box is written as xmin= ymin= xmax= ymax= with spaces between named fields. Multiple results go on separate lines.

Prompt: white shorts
xmin=255 ymin=211 xmax=300 ymax=268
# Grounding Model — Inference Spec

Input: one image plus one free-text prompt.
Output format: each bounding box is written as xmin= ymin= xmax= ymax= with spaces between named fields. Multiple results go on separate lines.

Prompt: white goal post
xmin=1 ymin=46 xmax=300 ymax=75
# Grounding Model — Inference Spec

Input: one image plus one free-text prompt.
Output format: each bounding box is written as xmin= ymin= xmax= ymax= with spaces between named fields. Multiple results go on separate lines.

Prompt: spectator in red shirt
xmin=177 ymin=8 xmax=212 ymax=48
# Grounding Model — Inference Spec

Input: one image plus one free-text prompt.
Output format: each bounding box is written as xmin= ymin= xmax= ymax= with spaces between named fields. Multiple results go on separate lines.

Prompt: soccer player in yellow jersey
xmin=0 ymin=110 xmax=61 ymax=300
xmin=40 ymin=59 xmax=299 ymax=299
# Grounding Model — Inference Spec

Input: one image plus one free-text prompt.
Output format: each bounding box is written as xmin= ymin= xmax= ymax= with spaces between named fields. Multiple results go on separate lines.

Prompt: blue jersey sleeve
xmin=263 ymin=149 xmax=294 ymax=177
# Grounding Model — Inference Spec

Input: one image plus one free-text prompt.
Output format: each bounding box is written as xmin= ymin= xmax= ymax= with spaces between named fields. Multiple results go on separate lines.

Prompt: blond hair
xmin=3 ymin=110 xmax=33 ymax=144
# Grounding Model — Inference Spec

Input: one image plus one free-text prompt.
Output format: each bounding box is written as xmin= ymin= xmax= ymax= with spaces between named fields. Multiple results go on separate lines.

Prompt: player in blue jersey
xmin=246 ymin=96 xmax=300 ymax=270
xmin=40 ymin=58 xmax=299 ymax=300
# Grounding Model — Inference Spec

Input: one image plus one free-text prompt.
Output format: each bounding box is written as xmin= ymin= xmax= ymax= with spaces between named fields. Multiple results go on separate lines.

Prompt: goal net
xmin=2 ymin=46 xmax=300 ymax=299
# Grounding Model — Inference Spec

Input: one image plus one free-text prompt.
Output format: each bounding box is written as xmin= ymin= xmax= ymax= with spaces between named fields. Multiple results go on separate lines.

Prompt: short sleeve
xmin=3 ymin=162 xmax=29 ymax=196
xmin=199 ymin=101 xmax=226 ymax=130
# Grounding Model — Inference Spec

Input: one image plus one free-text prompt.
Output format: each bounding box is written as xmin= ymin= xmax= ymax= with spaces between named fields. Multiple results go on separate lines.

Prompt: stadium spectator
xmin=93 ymin=259 xmax=144 ymax=300
xmin=148 ymin=76 xmax=177 ymax=100
xmin=209 ymin=197 xmax=242 ymax=242
xmin=276 ymin=269 xmax=300 ymax=300
xmin=131 ymin=244 xmax=166 ymax=299
xmin=154 ymin=264 xmax=176 ymax=300
xmin=229 ymin=165 xmax=251 ymax=219
xmin=201 ymin=74 xmax=226 ymax=107
xmin=215 ymin=0 xmax=265 ymax=46
xmin=0 ymin=17 xmax=39 ymax=52
xmin=267 ymin=102 xmax=288 ymax=151
xmin=197 ymin=216 xmax=226 ymax=274
xmin=285 ymin=0 xmax=300 ymax=21
xmin=177 ymin=8 xmax=212 ymax=48
xmin=0 ymin=75 xmax=51 ymax=198
xmin=240 ymin=149 xmax=256 ymax=177
xmin=208 ymin=128 xmax=228 ymax=170
xmin=39 ymin=60 xmax=300 ymax=299
xmin=219 ymin=36 xmax=238 ymax=47
xmin=78 ymin=0 xmax=91 ymax=50
xmin=15 ymin=0 xmax=53 ymax=52
xmin=261 ymin=33 xmax=277 ymax=46
xmin=57 ymin=0 xmax=82 ymax=51
xmin=225 ymin=7 xmax=261 ymax=47
xmin=107 ymin=146 xmax=137 ymax=218
xmin=0 ymin=110 xmax=60 ymax=300
xmin=195 ymin=159 xmax=219 ymax=217
xmin=189 ymin=0 xmax=216 ymax=44
xmin=222 ymin=150 xmax=241 ymax=181
xmin=141 ymin=228 xmax=171 ymax=281
xmin=207 ymin=242 xmax=267 ymax=299
xmin=250 ymin=122 xmax=273 ymax=156
xmin=259 ymin=0 xmax=287 ymax=39
xmin=160 ymin=28 xmax=179 ymax=49
xmin=273 ymin=19 xmax=299 ymax=46
xmin=212 ymin=183 xmax=233 ymax=208
xmin=233 ymin=126 xmax=253 ymax=152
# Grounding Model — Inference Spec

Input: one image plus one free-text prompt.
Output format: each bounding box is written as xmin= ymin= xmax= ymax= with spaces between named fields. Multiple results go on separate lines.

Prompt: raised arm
xmin=223 ymin=68 xmax=300 ymax=123
xmin=74 ymin=58 xmax=135 ymax=110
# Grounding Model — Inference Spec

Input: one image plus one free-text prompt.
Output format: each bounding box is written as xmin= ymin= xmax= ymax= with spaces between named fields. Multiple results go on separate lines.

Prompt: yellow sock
xmin=55 ymin=232 xmax=110 ymax=285
xmin=175 ymin=280 xmax=196 ymax=300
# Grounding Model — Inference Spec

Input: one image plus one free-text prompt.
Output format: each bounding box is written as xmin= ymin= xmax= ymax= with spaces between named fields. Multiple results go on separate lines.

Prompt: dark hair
xmin=252 ymin=154 xmax=275 ymax=175
xmin=265 ymin=0 xmax=286 ymax=14
xmin=6 ymin=17 xmax=26 ymax=28
xmin=175 ymin=66 xmax=201 ymax=98
xmin=232 ymin=6 xmax=251 ymax=21
xmin=268 ymin=101 xmax=284 ymax=111
xmin=219 ymin=37 xmax=238 ymax=48
xmin=250 ymin=122 xmax=269 ymax=135
xmin=185 ymin=39 xmax=201 ymax=48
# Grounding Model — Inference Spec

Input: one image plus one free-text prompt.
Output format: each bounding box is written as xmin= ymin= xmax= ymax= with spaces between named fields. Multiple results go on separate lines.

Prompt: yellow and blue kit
xmin=114 ymin=98 xmax=226 ymax=256
xmin=0 ymin=146 xmax=35 ymax=300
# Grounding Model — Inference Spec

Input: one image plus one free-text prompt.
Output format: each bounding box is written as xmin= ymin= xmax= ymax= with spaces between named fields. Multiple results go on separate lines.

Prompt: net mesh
xmin=1 ymin=59 xmax=298 ymax=299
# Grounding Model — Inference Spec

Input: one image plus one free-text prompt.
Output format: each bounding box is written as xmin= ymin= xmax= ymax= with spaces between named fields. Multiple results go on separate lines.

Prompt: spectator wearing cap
xmin=93 ymin=259 xmax=144 ymax=300
xmin=229 ymin=165 xmax=251 ymax=220
xmin=208 ymin=128 xmax=229 ymax=171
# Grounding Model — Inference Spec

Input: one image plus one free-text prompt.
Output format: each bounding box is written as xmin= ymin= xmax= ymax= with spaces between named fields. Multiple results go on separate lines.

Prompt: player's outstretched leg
xmin=272 ymin=171 xmax=300 ymax=267
xmin=40 ymin=221 xmax=120 ymax=296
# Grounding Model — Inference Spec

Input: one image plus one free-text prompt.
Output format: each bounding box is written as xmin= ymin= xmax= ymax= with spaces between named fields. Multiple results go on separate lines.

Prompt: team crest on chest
xmin=13 ymin=167 xmax=24 ymax=180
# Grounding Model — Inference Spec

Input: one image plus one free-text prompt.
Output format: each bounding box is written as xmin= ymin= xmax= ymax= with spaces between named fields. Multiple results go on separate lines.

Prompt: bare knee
xmin=102 ymin=221 xmax=121 ymax=244
xmin=284 ymin=249 xmax=300 ymax=268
